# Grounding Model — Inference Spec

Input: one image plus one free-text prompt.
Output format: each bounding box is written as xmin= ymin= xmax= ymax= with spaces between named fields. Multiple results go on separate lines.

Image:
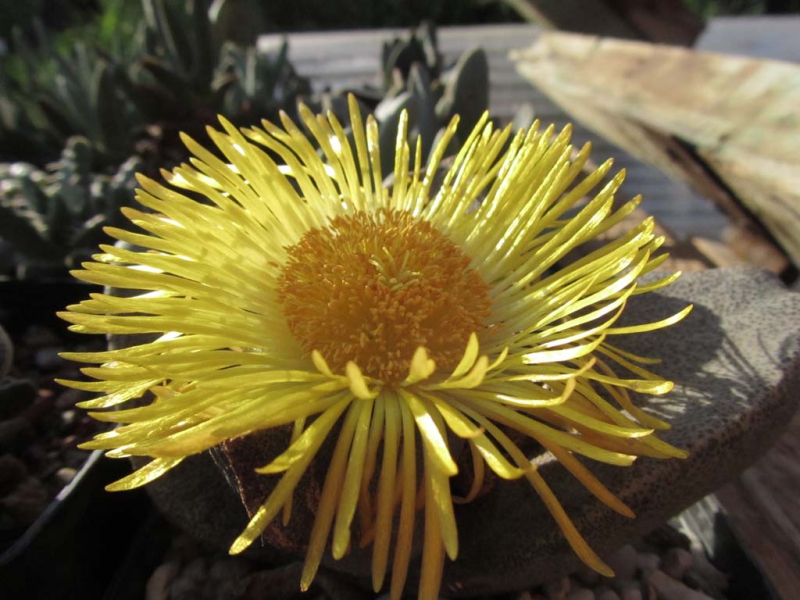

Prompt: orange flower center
xmin=277 ymin=209 xmax=492 ymax=383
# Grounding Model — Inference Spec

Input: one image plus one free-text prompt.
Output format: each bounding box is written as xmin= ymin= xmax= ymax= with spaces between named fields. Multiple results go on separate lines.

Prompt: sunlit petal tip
xmin=345 ymin=362 xmax=379 ymax=399
xmin=403 ymin=346 xmax=437 ymax=385
xmin=448 ymin=333 xmax=480 ymax=381
xmin=311 ymin=350 xmax=335 ymax=377
xmin=228 ymin=536 xmax=252 ymax=556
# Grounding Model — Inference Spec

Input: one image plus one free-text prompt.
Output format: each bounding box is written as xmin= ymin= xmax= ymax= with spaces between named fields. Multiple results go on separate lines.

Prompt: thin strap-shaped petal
xmin=372 ymin=393 xmax=400 ymax=591
xmin=256 ymin=401 xmax=349 ymax=474
xmin=282 ymin=417 xmax=306 ymax=525
xmin=397 ymin=389 xmax=458 ymax=476
xmin=300 ymin=398 xmax=363 ymax=588
xmin=430 ymin=394 xmax=523 ymax=480
xmin=419 ymin=463 xmax=446 ymax=600
xmin=474 ymin=415 xmax=614 ymax=576
xmin=332 ymin=397 xmax=375 ymax=558
xmin=390 ymin=400 xmax=418 ymax=600
xmin=228 ymin=396 xmax=347 ymax=555
xmin=605 ymin=304 xmax=693 ymax=335
xmin=105 ymin=457 xmax=184 ymax=491
xmin=457 ymin=396 xmax=636 ymax=466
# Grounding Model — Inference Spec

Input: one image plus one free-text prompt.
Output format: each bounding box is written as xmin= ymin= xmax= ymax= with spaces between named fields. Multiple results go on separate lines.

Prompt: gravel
xmin=144 ymin=522 xmax=731 ymax=600
xmin=0 ymin=322 xmax=104 ymax=545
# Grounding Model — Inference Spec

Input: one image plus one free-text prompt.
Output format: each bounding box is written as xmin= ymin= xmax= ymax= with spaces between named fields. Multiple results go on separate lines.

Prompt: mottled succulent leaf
xmin=440 ymin=47 xmax=489 ymax=135
xmin=0 ymin=194 xmax=59 ymax=261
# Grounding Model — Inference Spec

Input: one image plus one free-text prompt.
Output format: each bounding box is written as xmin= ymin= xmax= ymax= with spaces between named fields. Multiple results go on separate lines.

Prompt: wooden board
xmin=511 ymin=31 xmax=799 ymax=276
xmin=715 ymin=410 xmax=800 ymax=600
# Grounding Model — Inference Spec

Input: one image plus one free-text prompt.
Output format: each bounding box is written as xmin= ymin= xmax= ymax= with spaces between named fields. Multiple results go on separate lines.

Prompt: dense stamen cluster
xmin=277 ymin=209 xmax=492 ymax=382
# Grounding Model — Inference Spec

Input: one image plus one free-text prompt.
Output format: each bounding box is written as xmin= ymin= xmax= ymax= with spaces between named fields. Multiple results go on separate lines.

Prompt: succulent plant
xmin=127 ymin=0 xmax=231 ymax=123
xmin=4 ymin=23 xmax=141 ymax=165
xmin=1 ymin=0 xmax=310 ymax=170
xmin=307 ymin=22 xmax=491 ymax=171
xmin=0 ymin=65 xmax=59 ymax=164
xmin=0 ymin=137 xmax=142 ymax=278
xmin=121 ymin=0 xmax=310 ymax=167
xmin=218 ymin=39 xmax=311 ymax=124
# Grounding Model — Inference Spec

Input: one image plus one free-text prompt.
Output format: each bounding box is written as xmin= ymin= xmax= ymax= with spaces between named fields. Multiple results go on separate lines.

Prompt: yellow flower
xmin=59 ymin=96 xmax=691 ymax=600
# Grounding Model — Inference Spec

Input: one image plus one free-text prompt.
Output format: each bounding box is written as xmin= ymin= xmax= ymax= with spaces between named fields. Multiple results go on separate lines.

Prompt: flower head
xmin=60 ymin=96 xmax=690 ymax=599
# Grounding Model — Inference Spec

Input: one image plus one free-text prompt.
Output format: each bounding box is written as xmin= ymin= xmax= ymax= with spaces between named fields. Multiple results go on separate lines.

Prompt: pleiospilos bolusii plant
xmin=0 ymin=137 xmax=141 ymax=277
xmin=60 ymin=97 xmax=691 ymax=599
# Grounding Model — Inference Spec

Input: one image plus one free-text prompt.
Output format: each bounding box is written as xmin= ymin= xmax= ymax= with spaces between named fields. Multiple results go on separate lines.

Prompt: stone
xmin=117 ymin=269 xmax=800 ymax=596
xmin=635 ymin=552 xmax=660 ymax=575
xmin=543 ymin=576 xmax=571 ymax=599
xmin=145 ymin=562 xmax=179 ymax=600
xmin=646 ymin=570 xmax=713 ymax=600
xmin=660 ymin=547 xmax=693 ymax=581
xmin=605 ymin=544 xmax=638 ymax=581
xmin=565 ymin=588 xmax=595 ymax=600
xmin=612 ymin=579 xmax=642 ymax=600
xmin=574 ymin=565 xmax=601 ymax=588
xmin=433 ymin=268 xmax=800 ymax=596
xmin=596 ymin=587 xmax=622 ymax=600
xmin=55 ymin=467 xmax=77 ymax=487
xmin=618 ymin=584 xmax=642 ymax=600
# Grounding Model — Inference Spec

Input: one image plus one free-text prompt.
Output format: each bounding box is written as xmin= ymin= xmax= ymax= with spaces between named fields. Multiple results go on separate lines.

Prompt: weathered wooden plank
xmin=715 ymin=410 xmax=800 ymax=600
xmin=511 ymin=32 xmax=799 ymax=276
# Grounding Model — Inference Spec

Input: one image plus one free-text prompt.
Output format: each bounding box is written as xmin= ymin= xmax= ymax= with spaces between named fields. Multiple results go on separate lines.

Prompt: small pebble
xmin=596 ymin=586 xmax=622 ymax=600
xmin=635 ymin=552 xmax=660 ymax=574
xmin=55 ymin=467 xmax=77 ymax=487
xmin=661 ymin=547 xmax=694 ymax=581
xmin=60 ymin=410 xmax=77 ymax=430
xmin=646 ymin=569 xmax=713 ymax=600
xmin=146 ymin=562 xmax=179 ymax=600
xmin=182 ymin=556 xmax=208 ymax=582
xmin=169 ymin=574 xmax=200 ymax=600
xmin=566 ymin=588 xmax=594 ymax=600
xmin=574 ymin=565 xmax=601 ymax=587
xmin=614 ymin=579 xmax=642 ymax=600
xmin=543 ymin=575 xmax=571 ymax=600
xmin=606 ymin=544 xmax=638 ymax=581
xmin=620 ymin=588 xmax=643 ymax=600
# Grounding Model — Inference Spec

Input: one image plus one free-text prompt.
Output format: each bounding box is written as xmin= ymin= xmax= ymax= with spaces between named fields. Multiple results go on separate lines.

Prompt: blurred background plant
xmin=304 ymin=22 xmax=496 ymax=173
xmin=0 ymin=137 xmax=142 ymax=279
xmin=1 ymin=0 xmax=799 ymax=280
